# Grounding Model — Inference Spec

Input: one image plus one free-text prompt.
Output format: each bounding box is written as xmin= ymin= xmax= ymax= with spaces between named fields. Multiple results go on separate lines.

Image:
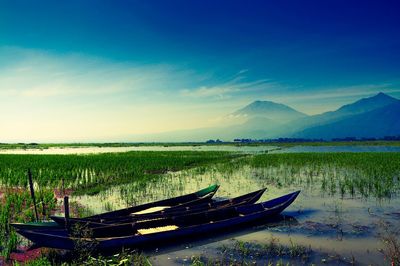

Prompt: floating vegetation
xmin=190 ymin=237 xmax=360 ymax=266
xmin=189 ymin=237 xmax=312 ymax=265
xmin=220 ymin=238 xmax=312 ymax=262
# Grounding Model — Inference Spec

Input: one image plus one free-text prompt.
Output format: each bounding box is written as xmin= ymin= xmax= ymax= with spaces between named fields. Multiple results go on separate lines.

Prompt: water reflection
xmin=140 ymin=215 xmax=298 ymax=253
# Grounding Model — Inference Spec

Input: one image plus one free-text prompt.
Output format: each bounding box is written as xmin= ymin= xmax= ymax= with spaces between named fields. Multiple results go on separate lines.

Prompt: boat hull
xmin=14 ymin=188 xmax=266 ymax=232
xmin=11 ymin=184 xmax=220 ymax=231
xmin=17 ymin=191 xmax=300 ymax=251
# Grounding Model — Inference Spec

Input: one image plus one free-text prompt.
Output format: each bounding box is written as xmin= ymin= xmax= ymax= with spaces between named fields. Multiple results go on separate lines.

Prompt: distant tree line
xmin=206 ymin=139 xmax=223 ymax=143
xmin=232 ymin=135 xmax=400 ymax=143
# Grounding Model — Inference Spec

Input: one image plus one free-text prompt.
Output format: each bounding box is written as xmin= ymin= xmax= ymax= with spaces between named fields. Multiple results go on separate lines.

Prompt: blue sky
xmin=1 ymin=1 xmax=400 ymax=141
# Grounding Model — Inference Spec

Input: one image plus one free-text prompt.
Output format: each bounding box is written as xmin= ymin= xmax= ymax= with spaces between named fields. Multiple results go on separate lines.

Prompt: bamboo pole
xmin=28 ymin=169 xmax=39 ymax=222
xmin=64 ymin=196 xmax=70 ymax=229
xmin=62 ymin=178 xmax=65 ymax=196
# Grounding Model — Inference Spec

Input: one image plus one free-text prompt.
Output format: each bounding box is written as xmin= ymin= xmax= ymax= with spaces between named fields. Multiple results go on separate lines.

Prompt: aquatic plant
xmin=14 ymin=256 xmax=52 ymax=266
xmin=218 ymin=238 xmax=312 ymax=263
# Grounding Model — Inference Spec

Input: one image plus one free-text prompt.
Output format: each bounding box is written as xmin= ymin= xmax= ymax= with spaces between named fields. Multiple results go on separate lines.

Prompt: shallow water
xmin=71 ymin=163 xmax=400 ymax=265
xmin=2 ymin=145 xmax=400 ymax=155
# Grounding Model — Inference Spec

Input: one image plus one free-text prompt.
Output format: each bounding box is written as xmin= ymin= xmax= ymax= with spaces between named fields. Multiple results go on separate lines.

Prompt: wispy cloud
xmin=0 ymin=47 xmax=196 ymax=100
xmin=0 ymin=47 xmax=246 ymax=141
xmin=180 ymin=73 xmax=277 ymax=99
xmin=280 ymin=83 xmax=398 ymax=102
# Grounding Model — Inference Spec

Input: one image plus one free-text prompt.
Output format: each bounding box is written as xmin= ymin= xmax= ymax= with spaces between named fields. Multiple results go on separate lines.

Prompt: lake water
xmin=2 ymin=145 xmax=400 ymax=154
xmin=0 ymin=145 xmax=277 ymax=154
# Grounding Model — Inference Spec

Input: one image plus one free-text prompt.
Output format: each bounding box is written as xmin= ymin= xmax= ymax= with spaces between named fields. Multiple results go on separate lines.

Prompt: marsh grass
xmin=28 ymin=249 xmax=151 ymax=266
xmin=379 ymin=221 xmax=400 ymax=266
xmin=32 ymin=226 xmax=150 ymax=265
xmin=14 ymin=256 xmax=52 ymax=266
xmin=168 ymin=152 xmax=400 ymax=200
xmin=69 ymin=201 xmax=95 ymax=218
xmin=196 ymin=236 xmax=362 ymax=266
xmin=69 ymin=223 xmax=99 ymax=264
xmin=248 ymin=153 xmax=400 ymax=199
xmin=192 ymin=237 xmax=311 ymax=265
xmin=218 ymin=238 xmax=312 ymax=264
xmin=0 ymin=189 xmax=56 ymax=259
xmin=0 ymin=151 xmax=236 ymax=196
xmin=83 ymin=250 xmax=151 ymax=266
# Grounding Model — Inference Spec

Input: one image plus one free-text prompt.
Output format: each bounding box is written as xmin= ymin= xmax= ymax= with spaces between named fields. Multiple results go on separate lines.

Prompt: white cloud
xmin=0 ymin=47 xmax=194 ymax=100
xmin=180 ymin=76 xmax=275 ymax=99
xmin=180 ymin=86 xmax=236 ymax=98
xmin=281 ymin=83 xmax=397 ymax=102
xmin=0 ymin=47 xmax=239 ymax=141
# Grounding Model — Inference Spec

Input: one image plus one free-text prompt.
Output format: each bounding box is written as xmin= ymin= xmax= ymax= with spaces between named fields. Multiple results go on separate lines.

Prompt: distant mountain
xmin=230 ymin=92 xmax=400 ymax=140
xmin=127 ymin=92 xmax=400 ymax=141
xmin=287 ymin=92 xmax=400 ymax=135
xmin=233 ymin=100 xmax=307 ymax=122
xmin=335 ymin=92 xmax=398 ymax=115
xmin=294 ymin=101 xmax=400 ymax=139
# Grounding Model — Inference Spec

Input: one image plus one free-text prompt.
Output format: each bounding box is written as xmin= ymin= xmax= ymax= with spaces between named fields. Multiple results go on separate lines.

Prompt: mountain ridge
xmin=281 ymin=92 xmax=400 ymax=136
xmin=294 ymin=100 xmax=400 ymax=139
xmin=127 ymin=92 xmax=400 ymax=141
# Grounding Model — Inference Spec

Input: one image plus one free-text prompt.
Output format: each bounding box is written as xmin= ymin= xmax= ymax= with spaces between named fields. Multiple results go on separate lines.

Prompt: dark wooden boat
xmin=50 ymin=188 xmax=267 ymax=227
xmin=87 ymin=184 xmax=220 ymax=219
xmin=16 ymin=191 xmax=300 ymax=250
xmin=13 ymin=188 xmax=266 ymax=231
xmin=11 ymin=184 xmax=219 ymax=231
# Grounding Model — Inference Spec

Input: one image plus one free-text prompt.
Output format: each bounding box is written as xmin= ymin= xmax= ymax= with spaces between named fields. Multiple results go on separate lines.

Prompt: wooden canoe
xmin=16 ymin=191 xmax=300 ymax=250
xmin=52 ymin=188 xmax=267 ymax=225
xmin=87 ymin=184 xmax=220 ymax=219
xmin=14 ymin=188 xmax=266 ymax=231
xmin=11 ymin=184 xmax=219 ymax=231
